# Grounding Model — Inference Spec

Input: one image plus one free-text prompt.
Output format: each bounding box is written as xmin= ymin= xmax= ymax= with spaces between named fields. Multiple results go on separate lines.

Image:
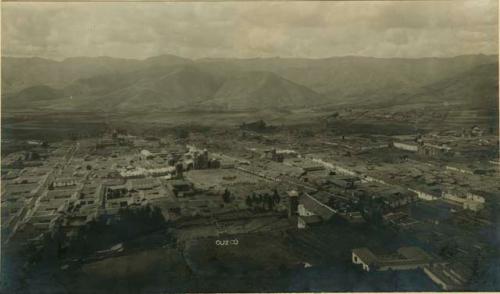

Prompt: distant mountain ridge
xmin=1 ymin=54 xmax=190 ymax=95
xmin=2 ymin=54 xmax=497 ymax=111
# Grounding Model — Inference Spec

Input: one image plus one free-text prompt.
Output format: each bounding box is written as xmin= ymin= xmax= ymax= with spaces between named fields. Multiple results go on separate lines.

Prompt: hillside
xmin=49 ymin=65 xmax=222 ymax=112
xmin=2 ymin=85 xmax=65 ymax=110
xmin=1 ymin=54 xmax=498 ymax=112
xmin=195 ymin=54 xmax=498 ymax=103
xmin=106 ymin=65 xmax=222 ymax=111
xmin=382 ymin=63 xmax=499 ymax=110
xmin=1 ymin=54 xmax=191 ymax=94
xmin=204 ymin=71 xmax=327 ymax=110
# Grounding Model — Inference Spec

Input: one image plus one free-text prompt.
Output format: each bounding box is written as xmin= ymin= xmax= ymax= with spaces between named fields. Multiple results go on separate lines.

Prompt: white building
xmin=466 ymin=192 xmax=485 ymax=203
xmin=442 ymin=191 xmax=467 ymax=204
xmin=298 ymin=203 xmax=316 ymax=217
xmin=140 ymin=150 xmax=153 ymax=160
xmin=409 ymin=188 xmax=438 ymax=201
xmin=393 ymin=142 xmax=418 ymax=152
xmin=52 ymin=178 xmax=78 ymax=188
xmin=463 ymin=200 xmax=484 ymax=212
xmin=297 ymin=215 xmax=322 ymax=229
xmin=352 ymin=247 xmax=433 ymax=272
xmin=443 ymin=190 xmax=485 ymax=212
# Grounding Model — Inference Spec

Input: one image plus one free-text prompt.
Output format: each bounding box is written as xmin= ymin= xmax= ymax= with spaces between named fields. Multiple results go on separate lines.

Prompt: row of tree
xmin=31 ymin=204 xmax=170 ymax=263
xmin=245 ymin=189 xmax=281 ymax=211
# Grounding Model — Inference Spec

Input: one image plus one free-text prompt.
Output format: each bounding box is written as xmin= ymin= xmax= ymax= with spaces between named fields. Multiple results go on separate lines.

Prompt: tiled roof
xmin=300 ymin=193 xmax=335 ymax=220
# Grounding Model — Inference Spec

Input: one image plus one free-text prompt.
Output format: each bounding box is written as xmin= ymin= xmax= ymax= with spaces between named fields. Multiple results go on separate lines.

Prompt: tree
xmin=175 ymin=128 xmax=189 ymax=140
xmin=245 ymin=195 xmax=253 ymax=207
xmin=251 ymin=192 xmax=257 ymax=203
xmin=266 ymin=195 xmax=274 ymax=211
xmin=258 ymin=194 xmax=263 ymax=205
xmin=272 ymin=189 xmax=281 ymax=205
xmin=250 ymin=193 xmax=258 ymax=211
xmin=222 ymin=189 xmax=231 ymax=203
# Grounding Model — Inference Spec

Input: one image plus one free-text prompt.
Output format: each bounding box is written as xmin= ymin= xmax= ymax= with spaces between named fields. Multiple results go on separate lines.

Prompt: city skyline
xmin=1 ymin=1 xmax=499 ymax=293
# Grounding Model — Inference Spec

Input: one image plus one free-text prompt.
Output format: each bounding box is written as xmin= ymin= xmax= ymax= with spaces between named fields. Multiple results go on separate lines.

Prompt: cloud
xmin=1 ymin=1 xmax=498 ymax=60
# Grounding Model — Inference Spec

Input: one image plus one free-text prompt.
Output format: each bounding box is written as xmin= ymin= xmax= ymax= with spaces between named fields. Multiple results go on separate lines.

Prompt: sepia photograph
xmin=1 ymin=0 xmax=499 ymax=293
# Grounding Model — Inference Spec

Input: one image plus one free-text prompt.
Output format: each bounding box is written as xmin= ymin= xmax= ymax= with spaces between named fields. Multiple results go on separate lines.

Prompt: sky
xmin=1 ymin=0 xmax=498 ymax=60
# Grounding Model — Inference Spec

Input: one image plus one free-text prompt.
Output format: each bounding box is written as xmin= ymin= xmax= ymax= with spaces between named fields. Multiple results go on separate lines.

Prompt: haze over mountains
xmin=2 ymin=54 xmax=498 ymax=112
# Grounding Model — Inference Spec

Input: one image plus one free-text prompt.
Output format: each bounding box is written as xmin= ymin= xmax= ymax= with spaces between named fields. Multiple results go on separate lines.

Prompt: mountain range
xmin=2 ymin=54 xmax=498 ymax=112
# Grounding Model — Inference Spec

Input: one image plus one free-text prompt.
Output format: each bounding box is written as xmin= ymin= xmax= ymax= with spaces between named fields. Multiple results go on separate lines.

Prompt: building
xmin=184 ymin=146 xmax=219 ymax=170
xmin=120 ymin=168 xmax=146 ymax=179
xmin=352 ymin=246 xmax=434 ymax=272
xmin=326 ymin=175 xmax=358 ymax=189
xmin=27 ymin=140 xmax=46 ymax=146
xmin=104 ymin=185 xmax=132 ymax=210
xmin=52 ymin=178 xmax=78 ymax=189
xmin=96 ymin=138 xmax=118 ymax=148
xmin=209 ymin=158 xmax=221 ymax=169
xmin=419 ymin=143 xmax=452 ymax=157
xmin=240 ymin=120 xmax=267 ymax=132
xmin=341 ymin=211 xmax=365 ymax=224
xmin=127 ymin=178 xmax=161 ymax=191
xmin=311 ymin=158 xmax=358 ymax=177
xmin=409 ymin=188 xmax=439 ymax=201
xmin=445 ymin=165 xmax=473 ymax=175
xmin=262 ymin=149 xmax=285 ymax=163
xmin=287 ymin=190 xmax=299 ymax=218
xmin=288 ymin=158 xmax=325 ymax=172
xmin=442 ymin=190 xmax=485 ymax=211
xmin=147 ymin=167 xmax=176 ymax=177
xmin=276 ymin=149 xmax=299 ymax=159
xmin=298 ymin=193 xmax=335 ymax=220
xmin=466 ymin=191 xmax=486 ymax=203
xmin=105 ymin=185 xmax=128 ymax=199
xmin=463 ymin=200 xmax=484 ymax=212
xmin=423 ymin=262 xmax=472 ymax=290
xmin=193 ymin=150 xmax=209 ymax=169
xmin=166 ymin=180 xmax=195 ymax=198
xmin=470 ymin=125 xmax=484 ymax=137
xmin=393 ymin=142 xmax=418 ymax=152
xmin=298 ymin=215 xmax=322 ymax=229
xmin=140 ymin=149 xmax=154 ymax=160
xmin=119 ymin=166 xmax=177 ymax=179
xmin=352 ymin=248 xmax=377 ymax=271
xmin=379 ymin=189 xmax=417 ymax=209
